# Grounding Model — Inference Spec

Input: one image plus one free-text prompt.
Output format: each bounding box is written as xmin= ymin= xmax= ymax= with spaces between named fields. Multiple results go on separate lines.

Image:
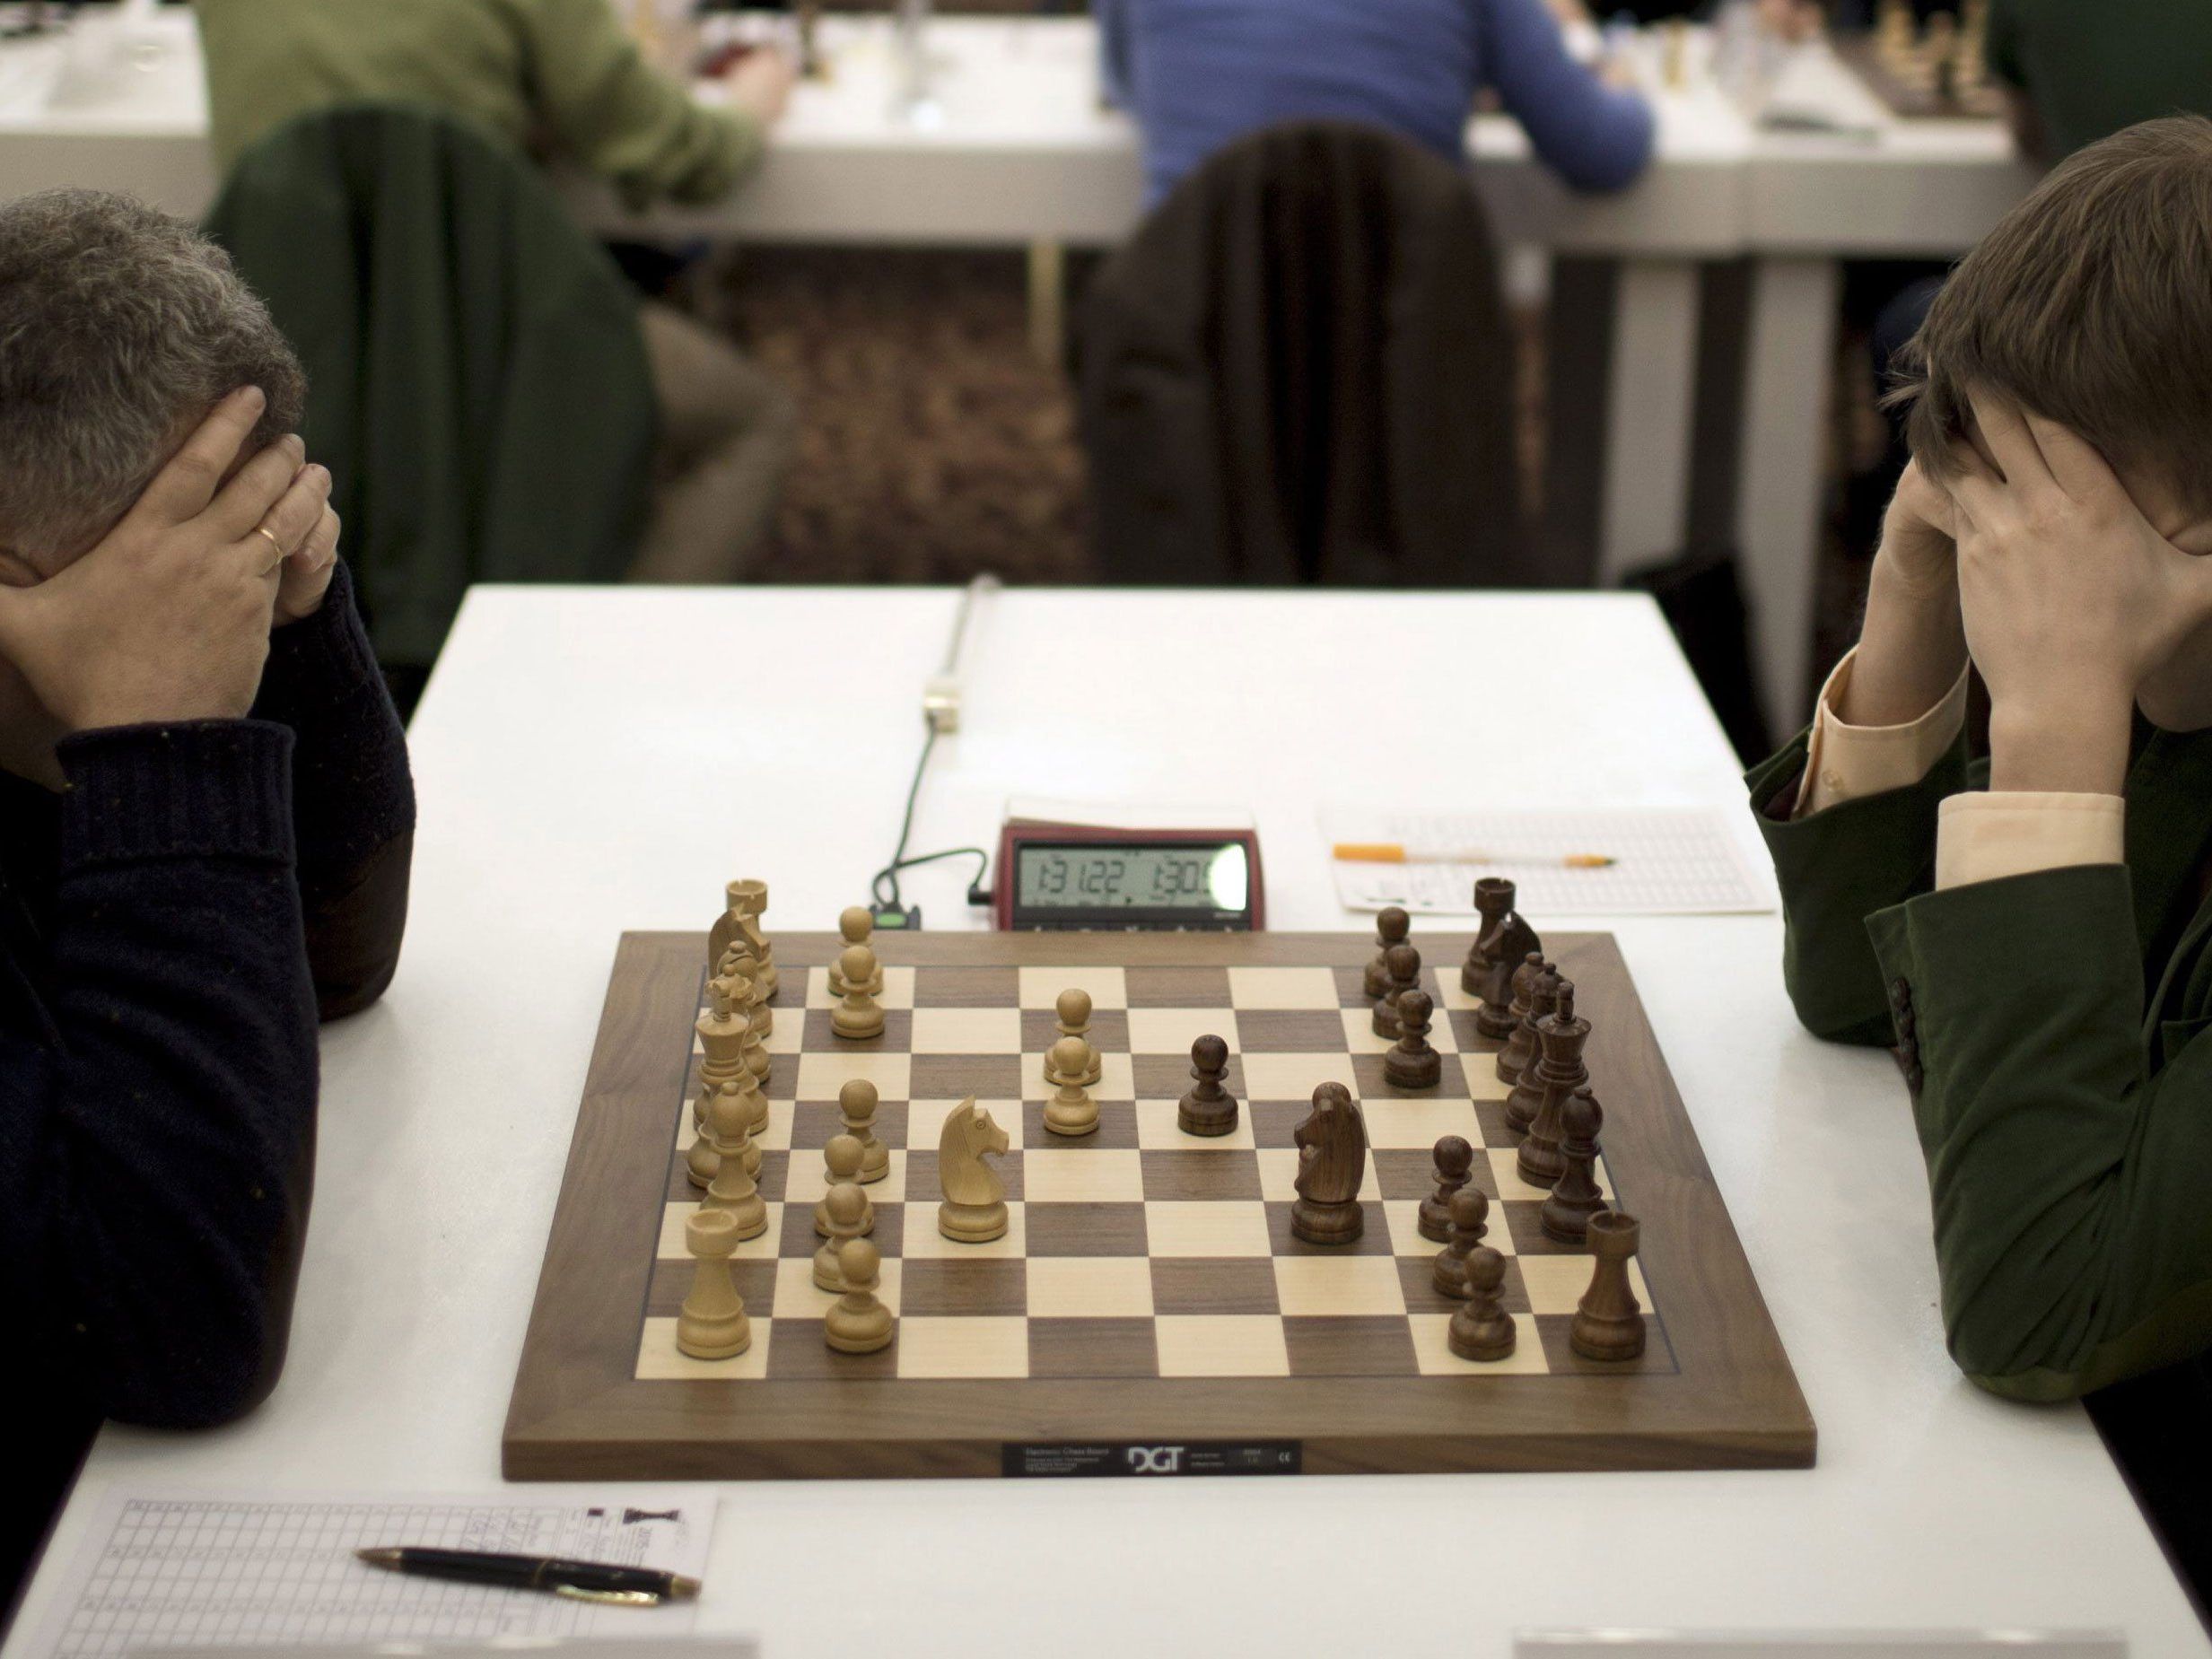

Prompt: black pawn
xmin=1431 ymin=1185 xmax=1488 ymax=1299
xmin=1418 ymin=1135 xmax=1474 ymax=1242
xmin=1364 ymin=906 xmax=1411 ymax=1000
xmin=1372 ymin=941 xmax=1421 ymax=1040
xmin=1540 ymin=1088 xmax=1609 ymax=1244
xmin=1448 ymin=1245 xmax=1517 ymax=1361
xmin=1384 ymin=989 xmax=1443 ymax=1091
xmin=1177 ymin=1034 xmax=1239 ymax=1137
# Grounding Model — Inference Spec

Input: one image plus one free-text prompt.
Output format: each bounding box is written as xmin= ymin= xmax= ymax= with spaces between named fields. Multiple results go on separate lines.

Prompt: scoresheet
xmin=1320 ymin=807 xmax=1775 ymax=917
xmin=20 ymin=1487 xmax=718 ymax=1659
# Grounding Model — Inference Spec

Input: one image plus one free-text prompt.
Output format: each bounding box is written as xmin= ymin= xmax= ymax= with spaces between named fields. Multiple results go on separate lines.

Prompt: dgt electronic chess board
xmin=503 ymin=930 xmax=1814 ymax=1479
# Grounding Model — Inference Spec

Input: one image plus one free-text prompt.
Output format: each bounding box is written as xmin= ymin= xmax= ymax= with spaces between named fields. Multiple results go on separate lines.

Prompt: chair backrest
xmin=1077 ymin=120 xmax=1524 ymax=589
xmin=205 ymin=102 xmax=658 ymax=668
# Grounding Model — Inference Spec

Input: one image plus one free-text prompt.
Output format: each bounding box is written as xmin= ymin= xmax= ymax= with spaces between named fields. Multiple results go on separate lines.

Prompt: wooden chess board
xmin=1832 ymin=31 xmax=2006 ymax=121
xmin=503 ymin=930 xmax=1814 ymax=1479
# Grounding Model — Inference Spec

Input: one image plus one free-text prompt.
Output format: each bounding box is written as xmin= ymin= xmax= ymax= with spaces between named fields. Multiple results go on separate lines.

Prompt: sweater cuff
xmin=56 ymin=720 xmax=296 ymax=870
xmin=257 ymin=562 xmax=382 ymax=718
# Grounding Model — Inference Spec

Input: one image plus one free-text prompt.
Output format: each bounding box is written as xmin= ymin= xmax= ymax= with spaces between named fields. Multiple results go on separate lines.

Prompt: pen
xmin=354 ymin=1547 xmax=701 ymax=1607
xmin=1332 ymin=842 xmax=1616 ymax=869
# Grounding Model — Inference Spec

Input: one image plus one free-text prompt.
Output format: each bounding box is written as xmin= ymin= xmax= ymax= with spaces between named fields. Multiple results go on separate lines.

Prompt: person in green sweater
xmin=1751 ymin=113 xmax=2212 ymax=1580
xmin=191 ymin=0 xmax=800 ymax=583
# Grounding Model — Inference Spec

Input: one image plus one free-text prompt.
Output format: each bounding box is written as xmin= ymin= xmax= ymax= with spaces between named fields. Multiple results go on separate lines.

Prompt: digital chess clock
xmin=994 ymin=812 xmax=1264 ymax=931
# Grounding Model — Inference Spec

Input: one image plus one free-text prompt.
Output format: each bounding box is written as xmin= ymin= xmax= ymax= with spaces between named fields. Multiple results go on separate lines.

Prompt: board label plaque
xmin=1003 ymin=1442 xmax=1303 ymax=1478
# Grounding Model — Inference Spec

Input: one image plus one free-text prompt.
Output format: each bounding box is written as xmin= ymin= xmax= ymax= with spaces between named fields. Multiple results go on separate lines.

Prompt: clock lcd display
xmin=1015 ymin=843 xmax=1249 ymax=913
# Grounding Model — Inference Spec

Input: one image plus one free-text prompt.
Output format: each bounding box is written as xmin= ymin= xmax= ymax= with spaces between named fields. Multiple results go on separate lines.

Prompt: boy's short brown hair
xmin=1889 ymin=115 xmax=2212 ymax=516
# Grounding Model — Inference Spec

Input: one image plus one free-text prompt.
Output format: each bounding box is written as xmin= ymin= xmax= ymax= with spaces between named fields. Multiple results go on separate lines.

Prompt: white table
xmin=4 ymin=586 xmax=2202 ymax=1656
xmin=0 ymin=9 xmax=2039 ymax=728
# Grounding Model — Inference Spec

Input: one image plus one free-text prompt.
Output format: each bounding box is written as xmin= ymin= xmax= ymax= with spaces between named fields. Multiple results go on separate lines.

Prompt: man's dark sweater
xmin=0 ymin=561 xmax=415 ymax=1620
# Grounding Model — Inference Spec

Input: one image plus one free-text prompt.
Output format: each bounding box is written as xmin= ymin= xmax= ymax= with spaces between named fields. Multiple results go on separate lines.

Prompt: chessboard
xmin=503 ymin=928 xmax=1814 ymax=1480
xmin=1832 ymin=2 xmax=2006 ymax=122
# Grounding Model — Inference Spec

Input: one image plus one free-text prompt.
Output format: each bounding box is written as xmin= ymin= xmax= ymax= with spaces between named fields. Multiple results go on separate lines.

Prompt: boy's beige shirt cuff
xmin=1794 ymin=647 xmax=2126 ymax=889
xmin=1795 ymin=649 xmax=1971 ymax=816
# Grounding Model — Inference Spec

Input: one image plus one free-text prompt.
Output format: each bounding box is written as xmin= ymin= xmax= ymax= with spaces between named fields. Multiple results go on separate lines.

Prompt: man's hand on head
xmin=1946 ymin=388 xmax=2212 ymax=792
xmin=274 ymin=501 xmax=340 ymax=625
xmin=0 ymin=388 xmax=335 ymax=733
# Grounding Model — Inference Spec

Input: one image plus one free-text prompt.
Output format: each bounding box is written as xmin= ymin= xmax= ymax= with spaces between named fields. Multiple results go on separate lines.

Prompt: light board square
xmin=1155 ymin=1314 xmax=1290 ymax=1377
xmin=659 ymin=1201 xmax=783 ymax=1262
xmin=1272 ymin=1255 xmax=1408 ymax=1317
xmin=1434 ymin=978 xmax=1484 ymax=1014
xmin=1026 ymin=1256 xmax=1156 ymax=1318
xmin=1240 ymin=1052 xmax=1357 ymax=1103
xmin=1134 ymin=1099 xmax=1256 ymax=1149
xmin=1255 ymin=1147 xmax=1377 ymax=1203
xmin=1408 ymin=1314 xmax=1552 ymax=1375
xmin=1457 ymin=1054 xmax=1514 ymax=1102
xmin=901 ymin=1201 xmax=1027 ymax=1260
xmin=804 ymin=965 xmax=918 ymax=1011
xmin=1366 ymin=1099 xmax=1488 ymax=1149
xmin=1486 ymin=1148 xmax=1614 ymax=1204
xmin=1227 ymin=967 xmax=1341 ymax=1009
xmin=1381 ymin=1197 xmax=1518 ymax=1257
xmin=1143 ymin=1201 xmax=1273 ymax=1258
xmin=1125 ymin=1008 xmax=1241 ymax=1057
xmin=910 ymin=1007 xmax=1024 ymax=1054
xmin=1339 ymin=1006 xmax=1459 ymax=1055
xmin=772 ymin=1255 xmax=905 ymax=1318
xmin=762 ymin=1010 xmax=806 ymax=1057
xmin=1019 ymin=966 xmax=1127 ymax=1010
xmin=795 ymin=1052 xmax=912 ymax=1103
xmin=1515 ymin=1252 xmax=1651 ymax=1316
xmin=1025 ymin=1148 xmax=1146 ymax=1203
xmin=783 ymin=1149 xmax=910 ymax=1207
xmin=637 ymin=1315 xmax=774 ymax=1380
xmin=897 ymin=1316 xmax=1031 ymax=1378
xmin=1022 ymin=1052 xmax=1136 ymax=1103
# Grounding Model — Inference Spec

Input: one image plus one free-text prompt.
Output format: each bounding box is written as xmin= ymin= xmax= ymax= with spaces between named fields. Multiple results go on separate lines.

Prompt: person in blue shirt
xmin=1098 ymin=0 xmax=1657 ymax=206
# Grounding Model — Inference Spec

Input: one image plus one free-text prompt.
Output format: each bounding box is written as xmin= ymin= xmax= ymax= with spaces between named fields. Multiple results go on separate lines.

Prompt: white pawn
xmin=813 ymin=1182 xmax=873 ymax=1291
xmin=677 ymin=1209 xmax=752 ymax=1360
xmin=825 ymin=1238 xmax=895 ymax=1354
xmin=1047 ymin=988 xmax=1103 ymax=1087
xmin=1044 ymin=1035 xmax=1099 ymax=1137
xmin=832 ymin=943 xmax=886 ymax=1040
xmin=814 ymin=1134 xmax=875 ymax=1237
xmin=840 ymin=1078 xmax=890 ymax=1183
xmin=826 ymin=907 xmax=883 ymax=997
xmin=704 ymin=1085 xmax=769 ymax=1239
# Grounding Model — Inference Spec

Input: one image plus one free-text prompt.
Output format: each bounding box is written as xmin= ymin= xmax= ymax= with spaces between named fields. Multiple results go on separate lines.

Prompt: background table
xmin=4 ymin=587 xmax=2202 ymax=1655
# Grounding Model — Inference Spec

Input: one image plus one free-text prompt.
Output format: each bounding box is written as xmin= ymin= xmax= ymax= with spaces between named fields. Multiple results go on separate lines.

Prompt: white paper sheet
xmin=24 ymin=1487 xmax=718 ymax=1659
xmin=1322 ymin=806 xmax=1775 ymax=917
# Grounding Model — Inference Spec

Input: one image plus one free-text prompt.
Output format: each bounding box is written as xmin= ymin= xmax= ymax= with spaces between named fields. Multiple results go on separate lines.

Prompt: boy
xmin=0 ymin=192 xmax=415 ymax=1618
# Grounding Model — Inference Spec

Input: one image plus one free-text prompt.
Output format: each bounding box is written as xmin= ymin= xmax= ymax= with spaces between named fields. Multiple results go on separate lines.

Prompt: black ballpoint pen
xmin=354 ymin=1547 xmax=702 ymax=1607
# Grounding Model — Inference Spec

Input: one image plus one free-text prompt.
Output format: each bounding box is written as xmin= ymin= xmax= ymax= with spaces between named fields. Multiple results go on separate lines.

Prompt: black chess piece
xmin=1461 ymin=878 xmax=1516 ymax=997
xmin=1419 ymin=1135 xmax=1474 ymax=1242
xmin=1541 ymin=1088 xmax=1609 ymax=1244
xmin=1384 ymin=990 xmax=1443 ymax=1091
xmin=1504 ymin=965 xmax=1566 ymax=1130
xmin=1372 ymin=941 xmax=1421 ymax=1040
xmin=1496 ymin=958 xmax=1559 ymax=1087
xmin=1517 ymin=980 xmax=1590 ymax=1189
xmin=1364 ymin=906 xmax=1411 ymax=1000
xmin=1432 ymin=1185 xmax=1488 ymax=1299
xmin=1290 ymin=1082 xmax=1366 ymax=1245
xmin=1177 ymin=1034 xmax=1239 ymax=1137
xmin=1448 ymin=1244 xmax=1517 ymax=1361
xmin=1473 ymin=898 xmax=1542 ymax=1038
xmin=1569 ymin=1211 xmax=1646 ymax=1362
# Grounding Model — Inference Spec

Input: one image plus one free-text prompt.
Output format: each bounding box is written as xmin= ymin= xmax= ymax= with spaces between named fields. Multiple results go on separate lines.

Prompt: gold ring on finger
xmin=251 ymin=523 xmax=287 ymax=572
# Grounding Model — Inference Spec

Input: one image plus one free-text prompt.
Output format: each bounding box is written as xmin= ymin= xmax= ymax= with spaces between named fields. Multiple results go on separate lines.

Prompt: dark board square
xmin=914 ymin=966 xmax=1019 ymax=1008
xmin=646 ymin=1257 xmax=776 ymax=1318
xmin=1237 ymin=1010 xmax=1351 ymax=1052
xmin=1125 ymin=966 xmax=1232 ymax=1008
xmin=1533 ymin=1313 xmax=1676 ymax=1375
xmin=1150 ymin=1258 xmax=1279 ymax=1315
xmin=790 ymin=1099 xmax=912 ymax=1155
xmin=1029 ymin=1317 xmax=1160 ymax=1379
xmin=767 ymin=1054 xmax=802 ymax=1100
xmin=1332 ymin=966 xmax=1370 ymax=1008
xmin=1396 ymin=1255 xmax=1464 ymax=1316
xmin=1026 ymin=1201 xmax=1148 ymax=1256
xmin=1138 ymin=1149 xmax=1263 ymax=1201
xmin=1369 ymin=1148 xmax=1443 ymax=1203
xmin=1449 ymin=1010 xmax=1507 ymax=1054
xmin=1021 ymin=1100 xmax=1139 ymax=1148
xmin=1020 ymin=1008 xmax=1130 ymax=1055
xmin=1132 ymin=1052 xmax=1247 ymax=1100
xmin=801 ymin=1009 xmax=913 ymax=1053
xmin=778 ymin=1202 xmax=907 ymax=1260
xmin=765 ymin=1320 xmax=900 ymax=1380
xmin=1283 ymin=1315 xmax=1420 ymax=1378
xmin=1248 ymin=1100 xmax=1308 ymax=1146
xmin=752 ymin=1149 xmax=792 ymax=1203
xmin=913 ymin=1053 xmax=1023 ymax=1099
xmin=1264 ymin=1201 xmax=1393 ymax=1256
xmin=1500 ymin=1199 xmax=1588 ymax=1256
xmin=1471 ymin=1097 xmax=1519 ymax=1149
xmin=1351 ymin=1053 xmax=1448 ymax=1100
xmin=907 ymin=1148 xmax=1025 ymax=1202
xmin=900 ymin=1260 xmax=1027 ymax=1317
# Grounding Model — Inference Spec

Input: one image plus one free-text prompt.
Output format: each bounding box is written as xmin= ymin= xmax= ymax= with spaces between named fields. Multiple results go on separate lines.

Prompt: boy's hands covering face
xmin=0 ymin=389 xmax=334 ymax=733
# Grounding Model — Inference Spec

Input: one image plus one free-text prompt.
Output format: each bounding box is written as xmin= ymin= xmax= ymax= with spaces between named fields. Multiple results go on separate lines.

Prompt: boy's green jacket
xmin=1747 ymin=718 xmax=2212 ymax=1401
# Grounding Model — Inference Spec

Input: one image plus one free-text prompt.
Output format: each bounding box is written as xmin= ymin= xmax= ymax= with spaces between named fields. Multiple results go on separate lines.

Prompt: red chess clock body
xmin=994 ymin=821 xmax=1265 ymax=931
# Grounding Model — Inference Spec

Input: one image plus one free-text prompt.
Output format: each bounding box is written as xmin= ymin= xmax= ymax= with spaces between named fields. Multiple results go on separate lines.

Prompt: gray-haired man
xmin=0 ymin=191 xmax=415 ymax=1618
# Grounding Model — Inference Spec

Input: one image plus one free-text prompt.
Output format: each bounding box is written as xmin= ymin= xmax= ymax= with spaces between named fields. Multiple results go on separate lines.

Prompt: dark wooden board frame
xmin=503 ymin=930 xmax=1816 ymax=1479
